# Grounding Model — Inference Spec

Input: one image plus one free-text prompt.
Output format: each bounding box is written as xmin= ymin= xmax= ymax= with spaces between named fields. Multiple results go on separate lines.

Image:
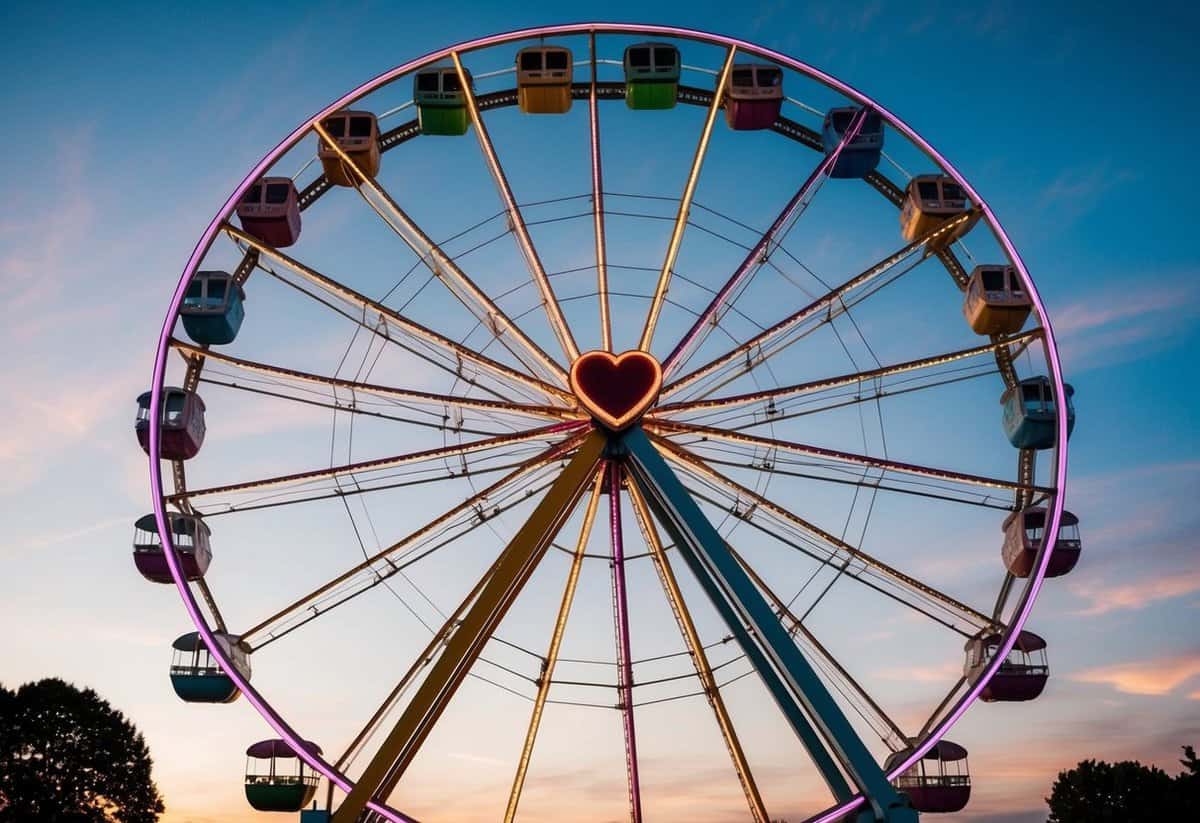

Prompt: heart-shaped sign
xmin=570 ymin=350 xmax=663 ymax=432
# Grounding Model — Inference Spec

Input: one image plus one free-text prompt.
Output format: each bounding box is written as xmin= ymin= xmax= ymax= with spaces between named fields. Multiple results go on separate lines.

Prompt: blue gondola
xmin=1001 ymin=376 xmax=1075 ymax=450
xmin=180 ymin=271 xmax=245 ymax=346
xmin=170 ymin=631 xmax=250 ymax=704
xmin=821 ymin=106 xmax=883 ymax=178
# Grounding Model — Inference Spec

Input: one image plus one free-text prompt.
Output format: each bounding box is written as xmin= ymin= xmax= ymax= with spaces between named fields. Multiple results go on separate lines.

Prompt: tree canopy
xmin=0 ymin=678 xmax=164 ymax=822
xmin=1047 ymin=745 xmax=1200 ymax=822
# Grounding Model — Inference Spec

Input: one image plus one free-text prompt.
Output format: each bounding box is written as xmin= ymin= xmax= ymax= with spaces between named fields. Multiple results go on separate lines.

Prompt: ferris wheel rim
xmin=145 ymin=21 xmax=1070 ymax=823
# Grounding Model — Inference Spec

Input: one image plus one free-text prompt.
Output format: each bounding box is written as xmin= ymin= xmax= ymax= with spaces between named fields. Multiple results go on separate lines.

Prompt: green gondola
xmin=415 ymin=66 xmax=472 ymax=136
xmin=624 ymin=42 xmax=680 ymax=110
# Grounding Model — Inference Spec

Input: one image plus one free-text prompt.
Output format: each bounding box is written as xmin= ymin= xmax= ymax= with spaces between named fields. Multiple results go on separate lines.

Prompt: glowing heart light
xmin=569 ymin=350 xmax=663 ymax=431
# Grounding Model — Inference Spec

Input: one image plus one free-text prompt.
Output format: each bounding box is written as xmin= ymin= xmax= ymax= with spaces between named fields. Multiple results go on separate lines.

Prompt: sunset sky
xmin=2 ymin=2 xmax=1198 ymax=823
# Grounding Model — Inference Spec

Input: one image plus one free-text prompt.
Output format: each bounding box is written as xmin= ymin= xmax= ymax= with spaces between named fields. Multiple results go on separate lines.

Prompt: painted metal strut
xmin=331 ymin=432 xmax=606 ymax=822
xmin=620 ymin=426 xmax=917 ymax=823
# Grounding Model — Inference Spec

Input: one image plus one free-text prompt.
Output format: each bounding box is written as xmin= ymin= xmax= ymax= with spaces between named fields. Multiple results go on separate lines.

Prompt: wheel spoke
xmin=313 ymin=119 xmax=569 ymax=386
xmin=237 ymin=431 xmax=588 ymax=648
xmin=504 ymin=472 xmax=605 ymax=823
xmin=335 ymin=549 xmax=507 ymax=773
xmin=625 ymin=476 xmax=770 ymax=823
xmin=450 ymin=52 xmax=579 ymax=364
xmin=647 ymin=420 xmax=1050 ymax=496
xmin=330 ymin=432 xmax=607 ymax=822
xmin=607 ymin=464 xmax=644 ymax=823
xmin=663 ymin=106 xmax=875 ymax=377
xmin=649 ymin=433 xmax=994 ymax=631
xmin=224 ymin=223 xmax=573 ymax=406
xmin=639 ymin=47 xmax=737 ymax=353
xmin=588 ymin=33 xmax=612 ymax=352
xmin=656 ymin=329 xmax=1042 ymax=418
xmin=622 ymin=426 xmax=903 ymax=815
xmin=662 ymin=209 xmax=980 ymax=401
xmin=723 ymin=539 xmax=908 ymax=750
xmin=170 ymin=338 xmax=581 ymax=424
xmin=173 ymin=421 xmax=585 ymax=508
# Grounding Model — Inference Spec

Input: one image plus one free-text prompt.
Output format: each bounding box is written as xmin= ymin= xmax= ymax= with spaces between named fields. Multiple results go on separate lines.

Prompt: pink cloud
xmin=1069 ymin=569 xmax=1200 ymax=617
xmin=876 ymin=660 xmax=962 ymax=683
xmin=1050 ymin=276 xmax=1199 ymax=370
xmin=1072 ymin=652 xmax=1200 ymax=696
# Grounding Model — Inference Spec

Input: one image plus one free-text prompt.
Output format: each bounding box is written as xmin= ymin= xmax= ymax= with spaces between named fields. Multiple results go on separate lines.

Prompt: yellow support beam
xmin=625 ymin=476 xmax=770 ymax=823
xmin=332 ymin=431 xmax=606 ymax=822
xmin=639 ymin=47 xmax=736 ymax=352
xmin=504 ymin=471 xmax=605 ymax=822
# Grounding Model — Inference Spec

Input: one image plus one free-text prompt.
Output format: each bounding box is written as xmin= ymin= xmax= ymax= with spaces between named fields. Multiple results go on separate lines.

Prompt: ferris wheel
xmin=134 ymin=23 xmax=1079 ymax=823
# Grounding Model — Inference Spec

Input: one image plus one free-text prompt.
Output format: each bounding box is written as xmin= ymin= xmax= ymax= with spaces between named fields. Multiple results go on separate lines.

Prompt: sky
xmin=1 ymin=2 xmax=1199 ymax=822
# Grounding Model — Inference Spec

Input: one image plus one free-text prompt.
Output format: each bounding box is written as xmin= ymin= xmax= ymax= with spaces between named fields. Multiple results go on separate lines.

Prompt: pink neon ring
xmin=148 ymin=23 xmax=1069 ymax=822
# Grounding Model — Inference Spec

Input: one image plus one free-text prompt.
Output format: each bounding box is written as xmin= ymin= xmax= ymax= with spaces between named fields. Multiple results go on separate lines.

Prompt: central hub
xmin=569 ymin=350 xmax=663 ymax=432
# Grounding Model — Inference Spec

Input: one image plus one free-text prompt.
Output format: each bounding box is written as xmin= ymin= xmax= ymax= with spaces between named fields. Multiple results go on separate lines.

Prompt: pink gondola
xmin=724 ymin=64 xmax=782 ymax=130
xmin=236 ymin=177 xmax=301 ymax=247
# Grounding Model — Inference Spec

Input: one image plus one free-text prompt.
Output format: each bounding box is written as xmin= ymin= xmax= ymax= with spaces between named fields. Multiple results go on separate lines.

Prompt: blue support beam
xmin=621 ymin=427 xmax=917 ymax=822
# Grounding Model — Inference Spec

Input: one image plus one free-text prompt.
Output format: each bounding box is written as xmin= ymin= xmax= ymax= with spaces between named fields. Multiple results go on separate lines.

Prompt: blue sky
xmin=2 ymin=2 xmax=1198 ymax=822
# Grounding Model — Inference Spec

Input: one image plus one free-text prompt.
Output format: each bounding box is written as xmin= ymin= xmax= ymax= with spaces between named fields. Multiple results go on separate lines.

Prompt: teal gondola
xmin=1001 ymin=376 xmax=1075 ymax=450
xmin=244 ymin=739 xmax=322 ymax=812
xmin=180 ymin=271 xmax=245 ymax=346
xmin=169 ymin=631 xmax=250 ymax=704
xmin=623 ymin=42 xmax=680 ymax=110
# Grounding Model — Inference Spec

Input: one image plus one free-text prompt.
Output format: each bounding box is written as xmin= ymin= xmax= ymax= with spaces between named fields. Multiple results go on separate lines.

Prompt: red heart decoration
xmin=570 ymin=350 xmax=663 ymax=431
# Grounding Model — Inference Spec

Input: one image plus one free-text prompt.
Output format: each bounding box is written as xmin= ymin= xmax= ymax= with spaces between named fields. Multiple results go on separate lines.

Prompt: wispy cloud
xmin=877 ymin=660 xmax=962 ymax=683
xmin=1069 ymin=568 xmax=1200 ymax=616
xmin=1050 ymin=276 xmax=1199 ymax=370
xmin=1037 ymin=159 xmax=1139 ymax=219
xmin=1071 ymin=652 xmax=1200 ymax=696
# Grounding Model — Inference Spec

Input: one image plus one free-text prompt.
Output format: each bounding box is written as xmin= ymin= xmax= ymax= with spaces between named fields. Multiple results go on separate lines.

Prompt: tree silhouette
xmin=0 ymin=678 xmax=164 ymax=822
xmin=1046 ymin=746 xmax=1200 ymax=822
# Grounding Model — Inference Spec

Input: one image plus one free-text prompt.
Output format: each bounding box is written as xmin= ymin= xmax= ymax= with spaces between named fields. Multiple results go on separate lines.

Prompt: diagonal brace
xmin=621 ymin=427 xmax=915 ymax=822
xmin=332 ymin=431 xmax=607 ymax=822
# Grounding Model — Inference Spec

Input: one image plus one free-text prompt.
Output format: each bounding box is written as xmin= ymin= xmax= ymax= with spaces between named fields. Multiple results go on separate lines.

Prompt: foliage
xmin=0 ymin=678 xmax=163 ymax=822
xmin=1046 ymin=746 xmax=1200 ymax=822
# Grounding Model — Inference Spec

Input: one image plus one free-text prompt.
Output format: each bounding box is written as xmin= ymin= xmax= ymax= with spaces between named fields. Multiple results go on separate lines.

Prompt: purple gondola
xmin=132 ymin=512 xmax=212 ymax=583
xmin=886 ymin=740 xmax=971 ymax=813
xmin=1002 ymin=507 xmax=1081 ymax=578
xmin=135 ymin=387 xmax=206 ymax=461
xmin=964 ymin=630 xmax=1049 ymax=702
